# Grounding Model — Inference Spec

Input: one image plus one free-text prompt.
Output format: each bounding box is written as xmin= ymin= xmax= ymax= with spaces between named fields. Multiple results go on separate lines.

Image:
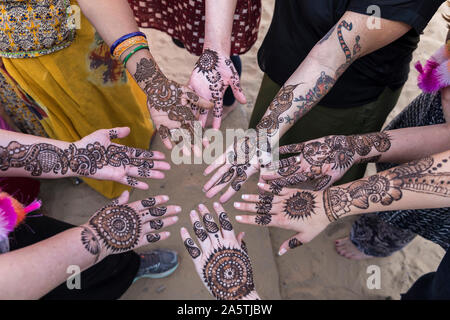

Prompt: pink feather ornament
xmin=0 ymin=190 xmax=41 ymax=240
xmin=416 ymin=43 xmax=450 ymax=93
xmin=0 ymin=197 xmax=17 ymax=240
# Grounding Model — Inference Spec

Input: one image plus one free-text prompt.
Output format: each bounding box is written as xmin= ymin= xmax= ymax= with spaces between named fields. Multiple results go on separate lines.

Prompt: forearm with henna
xmin=0 ymin=130 xmax=153 ymax=182
xmin=322 ymin=152 xmax=450 ymax=222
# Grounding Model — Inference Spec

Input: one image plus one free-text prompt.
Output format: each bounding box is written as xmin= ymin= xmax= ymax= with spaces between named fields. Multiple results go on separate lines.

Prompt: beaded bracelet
xmin=113 ymin=36 xmax=147 ymax=59
xmin=110 ymin=31 xmax=146 ymax=56
xmin=123 ymin=45 xmax=149 ymax=67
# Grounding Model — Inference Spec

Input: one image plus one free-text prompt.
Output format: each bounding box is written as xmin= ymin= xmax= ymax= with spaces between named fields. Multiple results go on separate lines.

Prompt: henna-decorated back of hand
xmin=262 ymin=133 xmax=391 ymax=193
xmin=189 ymin=49 xmax=246 ymax=130
xmin=181 ymin=203 xmax=260 ymax=300
xmin=0 ymin=127 xmax=170 ymax=189
xmin=133 ymin=57 xmax=213 ymax=152
xmin=80 ymin=191 xmax=181 ymax=263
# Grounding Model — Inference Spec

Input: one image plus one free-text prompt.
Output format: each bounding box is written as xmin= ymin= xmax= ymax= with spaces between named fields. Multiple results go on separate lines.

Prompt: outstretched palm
xmin=72 ymin=127 xmax=170 ymax=189
xmin=189 ymin=49 xmax=246 ymax=129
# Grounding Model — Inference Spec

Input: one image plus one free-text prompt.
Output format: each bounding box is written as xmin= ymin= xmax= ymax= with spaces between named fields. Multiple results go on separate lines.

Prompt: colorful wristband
xmin=122 ymin=45 xmax=149 ymax=67
xmin=110 ymin=31 xmax=146 ymax=56
xmin=113 ymin=36 xmax=147 ymax=59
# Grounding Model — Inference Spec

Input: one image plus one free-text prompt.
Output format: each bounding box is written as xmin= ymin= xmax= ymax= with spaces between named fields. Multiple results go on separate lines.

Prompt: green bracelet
xmin=122 ymin=45 xmax=149 ymax=67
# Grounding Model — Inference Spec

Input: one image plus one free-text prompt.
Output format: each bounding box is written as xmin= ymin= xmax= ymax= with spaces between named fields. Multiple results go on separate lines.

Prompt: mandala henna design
xmin=203 ymin=214 xmax=219 ymax=234
xmin=284 ymin=191 xmax=316 ymax=220
xmin=202 ymin=247 xmax=255 ymax=300
xmin=219 ymin=212 xmax=233 ymax=231
xmin=255 ymin=214 xmax=272 ymax=226
xmin=184 ymin=238 xmax=201 ymax=259
xmin=147 ymin=233 xmax=161 ymax=243
xmin=81 ymin=227 xmax=101 ymax=261
xmin=288 ymin=238 xmax=303 ymax=249
xmin=196 ymin=49 xmax=219 ymax=74
xmin=88 ymin=205 xmax=142 ymax=253
xmin=149 ymin=219 xmax=164 ymax=230
xmin=323 ymin=157 xmax=450 ymax=222
xmin=141 ymin=197 xmax=156 ymax=208
xmin=194 ymin=49 xmax=239 ymax=119
xmin=194 ymin=221 xmax=208 ymax=242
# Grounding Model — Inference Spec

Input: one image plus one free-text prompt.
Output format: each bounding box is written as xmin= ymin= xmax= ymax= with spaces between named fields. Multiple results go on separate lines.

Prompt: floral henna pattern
xmin=194 ymin=49 xmax=241 ymax=119
xmin=271 ymin=133 xmax=391 ymax=191
xmin=284 ymin=191 xmax=317 ymax=220
xmin=108 ymin=130 xmax=118 ymax=140
xmin=126 ymin=177 xmax=138 ymax=187
xmin=134 ymin=58 xmax=198 ymax=143
xmin=323 ymin=157 xmax=450 ymax=222
xmin=255 ymin=194 xmax=274 ymax=215
xmin=255 ymin=214 xmax=272 ymax=226
xmin=196 ymin=49 xmax=219 ymax=75
xmin=202 ymin=247 xmax=255 ymax=300
xmin=0 ymin=141 xmax=154 ymax=178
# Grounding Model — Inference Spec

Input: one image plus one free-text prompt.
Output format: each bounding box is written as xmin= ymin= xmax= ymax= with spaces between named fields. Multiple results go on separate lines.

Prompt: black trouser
xmin=9 ymin=216 xmax=140 ymax=300
xmin=402 ymin=249 xmax=450 ymax=300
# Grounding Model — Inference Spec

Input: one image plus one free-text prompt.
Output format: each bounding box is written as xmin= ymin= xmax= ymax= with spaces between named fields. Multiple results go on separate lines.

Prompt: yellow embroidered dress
xmin=0 ymin=0 xmax=155 ymax=198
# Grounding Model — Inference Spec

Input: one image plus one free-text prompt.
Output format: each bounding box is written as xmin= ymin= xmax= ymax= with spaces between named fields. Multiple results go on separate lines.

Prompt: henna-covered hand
xmin=236 ymin=156 xmax=450 ymax=256
xmin=262 ymin=133 xmax=391 ymax=193
xmin=189 ymin=49 xmax=246 ymax=129
xmin=133 ymin=57 xmax=213 ymax=152
xmin=203 ymin=136 xmax=260 ymax=203
xmin=0 ymin=127 xmax=170 ymax=189
xmin=234 ymin=183 xmax=330 ymax=256
xmin=80 ymin=191 xmax=181 ymax=262
xmin=181 ymin=203 xmax=260 ymax=300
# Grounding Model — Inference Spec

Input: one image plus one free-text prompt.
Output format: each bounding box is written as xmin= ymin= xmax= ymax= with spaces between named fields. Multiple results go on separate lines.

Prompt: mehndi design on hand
xmin=266 ymin=133 xmax=391 ymax=192
xmin=190 ymin=49 xmax=246 ymax=129
xmin=323 ymin=156 xmax=450 ymax=221
xmin=181 ymin=203 xmax=260 ymax=300
xmin=81 ymin=192 xmax=180 ymax=262
xmin=133 ymin=57 xmax=211 ymax=148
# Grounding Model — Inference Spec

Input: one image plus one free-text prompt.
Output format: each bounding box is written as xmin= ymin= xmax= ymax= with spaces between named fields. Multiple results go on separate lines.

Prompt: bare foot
xmin=335 ymin=237 xmax=374 ymax=260
xmin=205 ymin=101 xmax=239 ymax=128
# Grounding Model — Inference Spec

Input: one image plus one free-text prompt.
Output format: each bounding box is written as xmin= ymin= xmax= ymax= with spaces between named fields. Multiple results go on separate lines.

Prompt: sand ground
xmin=40 ymin=1 xmax=447 ymax=299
